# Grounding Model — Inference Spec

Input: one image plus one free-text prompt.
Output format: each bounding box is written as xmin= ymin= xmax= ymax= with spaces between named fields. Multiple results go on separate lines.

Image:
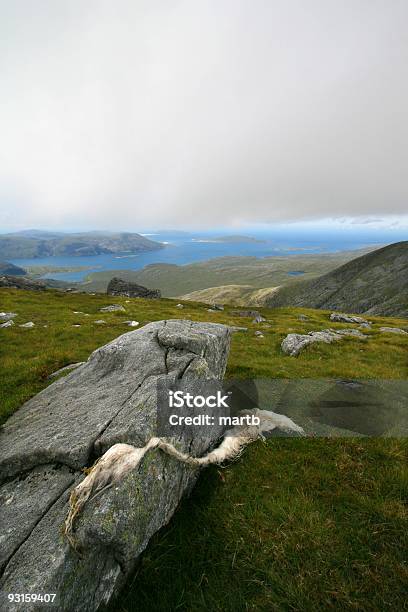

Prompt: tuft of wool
xmin=64 ymin=409 xmax=303 ymax=547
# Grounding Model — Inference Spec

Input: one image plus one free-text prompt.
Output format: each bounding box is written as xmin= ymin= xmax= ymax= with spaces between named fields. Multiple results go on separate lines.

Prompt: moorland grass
xmin=0 ymin=288 xmax=407 ymax=611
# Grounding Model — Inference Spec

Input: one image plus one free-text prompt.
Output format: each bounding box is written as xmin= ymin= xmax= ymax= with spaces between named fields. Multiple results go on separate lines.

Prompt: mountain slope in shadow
xmin=265 ymin=241 xmax=408 ymax=317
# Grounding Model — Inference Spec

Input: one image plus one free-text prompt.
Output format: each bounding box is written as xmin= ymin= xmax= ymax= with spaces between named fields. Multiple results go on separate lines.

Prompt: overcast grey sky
xmin=0 ymin=0 xmax=407 ymax=231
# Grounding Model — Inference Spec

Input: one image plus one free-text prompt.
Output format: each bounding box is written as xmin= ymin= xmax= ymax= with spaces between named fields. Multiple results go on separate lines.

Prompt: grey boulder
xmin=330 ymin=312 xmax=369 ymax=324
xmin=282 ymin=328 xmax=367 ymax=356
xmin=0 ymin=320 xmax=14 ymax=328
xmin=0 ymin=320 xmax=231 ymax=611
xmin=99 ymin=304 xmax=126 ymax=313
xmin=0 ymin=312 xmax=17 ymax=321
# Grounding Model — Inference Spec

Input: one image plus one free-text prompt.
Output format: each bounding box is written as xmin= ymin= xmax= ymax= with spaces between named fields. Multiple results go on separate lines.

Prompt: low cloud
xmin=0 ymin=1 xmax=407 ymax=230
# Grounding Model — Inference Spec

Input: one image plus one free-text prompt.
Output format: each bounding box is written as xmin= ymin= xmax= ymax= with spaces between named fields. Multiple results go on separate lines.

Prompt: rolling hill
xmin=265 ymin=241 xmax=408 ymax=317
xmin=0 ymin=231 xmax=163 ymax=258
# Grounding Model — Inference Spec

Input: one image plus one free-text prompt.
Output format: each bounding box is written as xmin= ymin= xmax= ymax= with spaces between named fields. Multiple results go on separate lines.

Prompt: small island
xmin=192 ymin=235 xmax=266 ymax=244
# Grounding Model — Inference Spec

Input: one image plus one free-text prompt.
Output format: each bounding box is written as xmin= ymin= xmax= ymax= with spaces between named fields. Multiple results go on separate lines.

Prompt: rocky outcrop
xmin=107 ymin=277 xmax=161 ymax=299
xmin=330 ymin=312 xmax=369 ymax=324
xmin=0 ymin=320 xmax=231 ymax=611
xmin=281 ymin=328 xmax=367 ymax=356
xmin=379 ymin=327 xmax=408 ymax=335
xmin=0 ymin=275 xmax=46 ymax=290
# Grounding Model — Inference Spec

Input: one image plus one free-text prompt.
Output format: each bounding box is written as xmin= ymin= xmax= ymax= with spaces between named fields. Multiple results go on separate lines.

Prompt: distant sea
xmin=9 ymin=229 xmax=402 ymax=283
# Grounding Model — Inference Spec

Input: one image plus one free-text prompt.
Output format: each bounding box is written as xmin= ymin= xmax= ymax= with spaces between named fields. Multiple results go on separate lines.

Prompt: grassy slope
xmin=82 ymin=247 xmax=379 ymax=296
xmin=180 ymin=284 xmax=281 ymax=306
xmin=0 ymin=289 xmax=407 ymax=611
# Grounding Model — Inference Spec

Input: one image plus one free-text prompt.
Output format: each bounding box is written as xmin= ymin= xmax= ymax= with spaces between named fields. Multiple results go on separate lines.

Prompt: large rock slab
xmin=0 ymin=320 xmax=231 ymax=611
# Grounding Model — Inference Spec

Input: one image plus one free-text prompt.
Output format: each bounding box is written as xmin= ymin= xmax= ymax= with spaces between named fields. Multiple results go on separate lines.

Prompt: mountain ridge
xmin=265 ymin=241 xmax=408 ymax=317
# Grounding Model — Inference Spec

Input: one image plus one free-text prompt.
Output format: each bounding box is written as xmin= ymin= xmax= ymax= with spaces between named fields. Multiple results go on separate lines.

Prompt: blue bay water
xmin=9 ymin=230 xmax=398 ymax=283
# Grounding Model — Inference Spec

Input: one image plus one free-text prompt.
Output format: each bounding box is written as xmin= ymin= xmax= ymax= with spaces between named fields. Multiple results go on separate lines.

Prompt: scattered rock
xmin=99 ymin=304 xmax=126 ymax=313
xmin=253 ymin=315 xmax=266 ymax=323
xmin=176 ymin=303 xmax=184 ymax=308
xmin=379 ymin=327 xmax=408 ymax=335
xmin=0 ymin=320 xmax=14 ymax=328
xmin=19 ymin=322 xmax=35 ymax=328
xmin=297 ymin=314 xmax=309 ymax=321
xmin=0 ymin=320 xmax=230 ymax=610
xmin=359 ymin=322 xmax=372 ymax=329
xmin=0 ymin=312 xmax=17 ymax=321
xmin=254 ymin=331 xmax=264 ymax=338
xmin=72 ymin=324 xmax=81 ymax=328
xmin=282 ymin=327 xmax=367 ymax=357
xmin=48 ymin=363 xmax=85 ymax=379
xmin=212 ymin=304 xmax=224 ymax=311
xmin=330 ymin=312 xmax=369 ymax=324
xmin=107 ymin=277 xmax=161 ymax=299
xmin=228 ymin=326 xmax=248 ymax=333
xmin=207 ymin=308 xmax=216 ymax=312
xmin=94 ymin=320 xmax=106 ymax=325
xmin=123 ymin=320 xmax=139 ymax=327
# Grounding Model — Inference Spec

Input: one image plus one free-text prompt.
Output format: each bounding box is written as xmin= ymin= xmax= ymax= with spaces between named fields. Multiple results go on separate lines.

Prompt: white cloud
xmin=0 ymin=0 xmax=407 ymax=230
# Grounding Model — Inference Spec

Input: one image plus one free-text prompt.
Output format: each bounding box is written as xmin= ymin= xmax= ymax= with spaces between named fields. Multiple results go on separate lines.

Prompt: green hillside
xmin=0 ymin=288 xmax=407 ymax=611
xmin=82 ymin=246 xmax=380 ymax=295
xmin=266 ymin=241 xmax=408 ymax=318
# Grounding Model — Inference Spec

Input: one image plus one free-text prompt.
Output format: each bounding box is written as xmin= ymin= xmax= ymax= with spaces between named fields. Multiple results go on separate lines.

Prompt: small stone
xmin=0 ymin=320 xmax=14 ymax=328
xmin=254 ymin=331 xmax=264 ymax=337
xmin=176 ymin=304 xmax=184 ymax=309
xmin=123 ymin=321 xmax=139 ymax=327
xmin=72 ymin=324 xmax=81 ymax=328
xmin=0 ymin=312 xmax=17 ymax=321
xmin=99 ymin=305 xmax=126 ymax=313
xmin=19 ymin=322 xmax=35 ymax=328
xmin=253 ymin=315 xmax=266 ymax=323
xmin=297 ymin=314 xmax=309 ymax=321
xmin=94 ymin=320 xmax=106 ymax=324
xmin=212 ymin=304 xmax=224 ymax=311
xmin=229 ymin=326 xmax=248 ymax=333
